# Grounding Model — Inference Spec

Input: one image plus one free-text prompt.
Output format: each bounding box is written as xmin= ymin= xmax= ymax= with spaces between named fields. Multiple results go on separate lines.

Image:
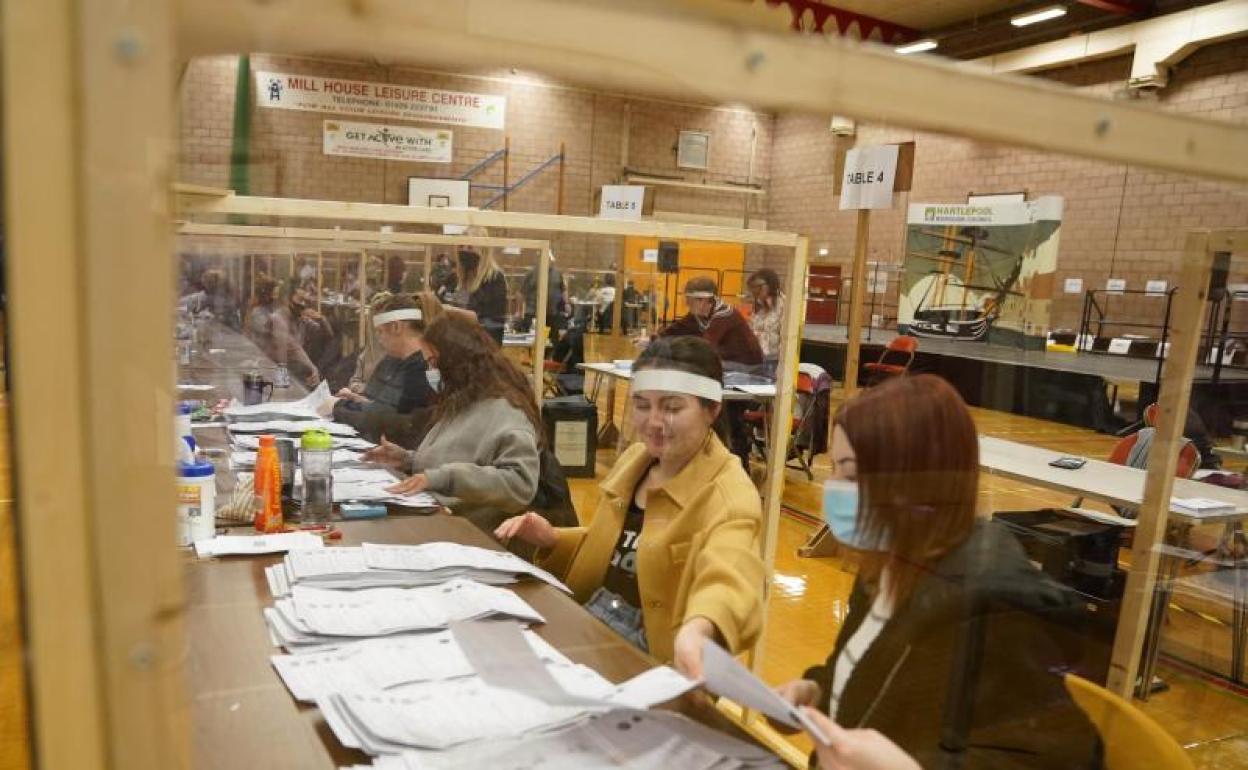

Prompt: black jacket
xmin=804 ymin=521 xmax=1102 ymax=770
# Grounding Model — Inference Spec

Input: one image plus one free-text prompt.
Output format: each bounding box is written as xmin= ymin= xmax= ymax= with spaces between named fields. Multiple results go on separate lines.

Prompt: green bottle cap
xmin=301 ymin=428 xmax=333 ymax=451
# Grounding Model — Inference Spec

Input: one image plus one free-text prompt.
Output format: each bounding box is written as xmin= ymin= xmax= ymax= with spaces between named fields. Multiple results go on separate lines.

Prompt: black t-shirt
xmin=602 ymin=496 xmax=645 ymax=609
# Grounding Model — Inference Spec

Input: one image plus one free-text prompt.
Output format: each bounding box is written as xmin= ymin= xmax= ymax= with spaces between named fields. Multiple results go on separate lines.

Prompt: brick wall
xmin=179 ymin=55 xmax=772 ymax=270
xmin=766 ymin=38 xmax=1248 ymax=333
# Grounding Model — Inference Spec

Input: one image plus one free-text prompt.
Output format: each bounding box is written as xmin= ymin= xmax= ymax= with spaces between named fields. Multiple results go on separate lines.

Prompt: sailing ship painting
xmin=899 ymin=198 xmax=1063 ymax=346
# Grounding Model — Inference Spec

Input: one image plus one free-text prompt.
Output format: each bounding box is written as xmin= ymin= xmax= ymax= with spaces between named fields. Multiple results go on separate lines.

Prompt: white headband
xmin=373 ymin=308 xmax=422 ymax=327
xmin=632 ymin=369 xmax=722 ymax=402
xmin=685 ymin=290 xmax=716 ymax=299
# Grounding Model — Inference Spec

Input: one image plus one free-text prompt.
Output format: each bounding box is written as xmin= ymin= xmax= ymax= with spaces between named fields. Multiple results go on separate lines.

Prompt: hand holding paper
xmin=700 ymin=638 xmax=832 ymax=745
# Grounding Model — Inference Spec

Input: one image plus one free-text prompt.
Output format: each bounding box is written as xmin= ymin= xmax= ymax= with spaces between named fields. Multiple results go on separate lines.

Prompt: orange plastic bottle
xmin=252 ymin=435 xmax=285 ymax=533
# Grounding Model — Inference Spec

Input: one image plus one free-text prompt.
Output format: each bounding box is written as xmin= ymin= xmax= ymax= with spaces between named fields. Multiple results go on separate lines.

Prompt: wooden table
xmin=186 ymin=517 xmax=746 ymax=769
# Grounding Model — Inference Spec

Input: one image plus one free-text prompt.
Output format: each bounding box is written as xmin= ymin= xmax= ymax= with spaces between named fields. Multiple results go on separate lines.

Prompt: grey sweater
xmin=406 ymin=397 xmax=540 ymax=533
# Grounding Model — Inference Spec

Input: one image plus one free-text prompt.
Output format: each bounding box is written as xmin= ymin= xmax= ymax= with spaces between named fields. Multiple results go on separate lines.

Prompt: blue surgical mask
xmin=823 ymin=479 xmax=877 ymax=551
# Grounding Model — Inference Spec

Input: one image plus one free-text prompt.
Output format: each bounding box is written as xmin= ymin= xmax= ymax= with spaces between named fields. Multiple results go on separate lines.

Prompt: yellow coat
xmin=540 ymin=433 xmax=765 ymax=663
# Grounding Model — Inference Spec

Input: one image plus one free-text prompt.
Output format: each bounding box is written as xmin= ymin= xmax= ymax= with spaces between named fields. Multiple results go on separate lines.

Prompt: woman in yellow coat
xmin=496 ymin=336 xmax=765 ymax=677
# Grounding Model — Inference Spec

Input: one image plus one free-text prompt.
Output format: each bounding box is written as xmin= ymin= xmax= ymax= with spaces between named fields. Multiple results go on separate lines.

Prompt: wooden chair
xmin=1064 ymin=673 xmax=1195 ymax=770
xmin=863 ymin=335 xmax=917 ymax=385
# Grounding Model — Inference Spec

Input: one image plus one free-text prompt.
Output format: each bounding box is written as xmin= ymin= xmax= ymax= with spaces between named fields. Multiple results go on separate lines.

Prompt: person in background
xmin=594 ymin=274 xmax=617 ymax=333
xmin=289 ymin=286 xmax=336 ymax=376
xmin=447 ymin=230 xmax=508 ymax=345
xmin=386 ymin=255 xmax=408 ymax=295
xmin=520 ymin=259 xmax=565 ymax=334
xmin=347 ymin=292 xmax=393 ymax=395
xmin=746 ymin=268 xmax=785 ymax=361
xmin=658 ymin=277 xmax=762 ymax=368
xmin=622 ymin=280 xmax=641 ymax=333
xmin=773 ymin=374 xmax=1100 ymax=769
xmin=431 ymin=251 xmax=457 ymax=301
xmin=183 ymin=268 xmax=241 ymax=330
xmin=327 ymin=293 xmax=441 ymax=437
xmin=364 ymin=314 xmax=540 ymax=533
xmin=494 ymin=336 xmax=765 ymax=679
xmin=245 ymin=275 xmax=320 ymax=387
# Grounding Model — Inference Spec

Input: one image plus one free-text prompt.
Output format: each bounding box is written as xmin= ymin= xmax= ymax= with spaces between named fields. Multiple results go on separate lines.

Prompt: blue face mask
xmin=823 ymin=480 xmax=877 ymax=551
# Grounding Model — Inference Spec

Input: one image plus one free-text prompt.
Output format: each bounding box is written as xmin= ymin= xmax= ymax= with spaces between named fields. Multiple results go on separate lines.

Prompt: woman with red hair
xmin=776 ymin=374 xmax=1100 ymax=769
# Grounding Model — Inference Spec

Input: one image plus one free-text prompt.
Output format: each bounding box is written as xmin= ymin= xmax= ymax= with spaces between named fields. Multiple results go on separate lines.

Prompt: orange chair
xmin=863 ymin=335 xmax=917 ymax=384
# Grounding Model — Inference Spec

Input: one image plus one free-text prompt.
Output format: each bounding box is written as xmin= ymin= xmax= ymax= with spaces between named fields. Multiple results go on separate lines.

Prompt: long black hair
xmin=634 ymin=336 xmax=731 ymax=445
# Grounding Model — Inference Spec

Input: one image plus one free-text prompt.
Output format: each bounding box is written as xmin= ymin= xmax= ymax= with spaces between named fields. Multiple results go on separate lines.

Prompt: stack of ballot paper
xmin=225 ymin=381 xmax=333 ymax=420
xmin=194 ymin=532 xmax=325 ymax=558
xmin=228 ymin=418 xmax=360 ymax=437
xmin=230 ymin=448 xmax=363 ymax=469
xmin=230 ymin=432 xmax=376 ymax=451
xmin=263 ymin=580 xmax=546 ymax=651
xmin=348 ymin=709 xmax=785 ymax=770
xmin=270 ymin=628 xmax=575 ymax=702
xmin=362 ymin=542 xmax=570 ymax=592
xmin=264 ymin=543 xmax=569 ymax=598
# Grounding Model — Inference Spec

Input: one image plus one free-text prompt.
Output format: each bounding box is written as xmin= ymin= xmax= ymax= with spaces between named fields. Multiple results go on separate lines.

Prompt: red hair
xmin=833 ymin=374 xmax=979 ymax=607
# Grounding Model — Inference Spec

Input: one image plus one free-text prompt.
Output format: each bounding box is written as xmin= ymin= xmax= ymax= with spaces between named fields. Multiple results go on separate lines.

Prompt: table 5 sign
xmin=599 ymin=185 xmax=645 ymax=221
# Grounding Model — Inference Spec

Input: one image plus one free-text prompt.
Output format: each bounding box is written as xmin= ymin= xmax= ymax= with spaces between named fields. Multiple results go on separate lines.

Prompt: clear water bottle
xmin=300 ymin=428 xmax=334 ymax=523
xmin=275 ymin=363 xmax=292 ymax=388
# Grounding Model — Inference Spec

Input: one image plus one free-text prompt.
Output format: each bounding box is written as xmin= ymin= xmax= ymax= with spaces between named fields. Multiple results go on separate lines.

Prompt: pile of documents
xmin=264 ymin=580 xmax=547 ymax=652
xmin=224 ymin=381 xmax=333 ymax=420
xmin=194 ymin=531 xmax=325 ymax=558
xmin=264 ymin=543 xmax=570 ymax=598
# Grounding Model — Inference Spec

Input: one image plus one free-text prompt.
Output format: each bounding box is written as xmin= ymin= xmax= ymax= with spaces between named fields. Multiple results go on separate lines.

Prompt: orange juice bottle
xmin=253 ymin=435 xmax=285 ymax=533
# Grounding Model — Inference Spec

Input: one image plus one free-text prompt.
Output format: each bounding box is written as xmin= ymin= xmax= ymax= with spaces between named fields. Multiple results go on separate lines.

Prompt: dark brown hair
xmin=684 ymin=276 xmax=718 ymax=297
xmin=634 ymin=336 xmax=730 ymax=444
xmin=748 ymin=268 xmax=782 ymax=311
xmin=423 ymin=314 xmax=543 ymax=446
xmin=833 ymin=374 xmax=978 ymax=607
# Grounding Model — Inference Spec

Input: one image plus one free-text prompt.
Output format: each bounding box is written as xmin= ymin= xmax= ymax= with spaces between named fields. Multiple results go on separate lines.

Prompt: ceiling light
xmin=895 ymin=39 xmax=938 ymax=55
xmin=1011 ymin=5 xmax=1067 ymax=26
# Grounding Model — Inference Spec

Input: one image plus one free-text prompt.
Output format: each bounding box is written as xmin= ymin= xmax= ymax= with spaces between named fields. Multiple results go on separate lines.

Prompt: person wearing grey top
xmin=365 ymin=314 xmax=542 ymax=534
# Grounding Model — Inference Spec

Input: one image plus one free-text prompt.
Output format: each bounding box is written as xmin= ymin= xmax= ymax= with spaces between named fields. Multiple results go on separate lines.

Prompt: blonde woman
xmin=449 ymin=226 xmax=508 ymax=345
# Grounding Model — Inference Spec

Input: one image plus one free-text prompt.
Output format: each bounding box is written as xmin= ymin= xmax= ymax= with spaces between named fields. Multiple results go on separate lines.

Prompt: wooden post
xmin=502 ymin=135 xmax=511 ymax=212
xmin=611 ymin=262 xmax=624 ymax=336
xmin=556 ymin=141 xmax=566 ymax=215
xmin=316 ymin=251 xmax=324 ymax=312
xmin=751 ymin=237 xmax=809 ymax=680
xmin=1106 ymin=231 xmax=1215 ymax=698
xmin=743 ymin=122 xmax=757 ymax=228
xmin=533 ymin=246 xmax=552 ymax=405
xmin=423 ymin=246 xmax=433 ymax=290
xmin=842 ymin=209 xmax=871 ymax=395
xmin=358 ymin=250 xmax=367 ymax=349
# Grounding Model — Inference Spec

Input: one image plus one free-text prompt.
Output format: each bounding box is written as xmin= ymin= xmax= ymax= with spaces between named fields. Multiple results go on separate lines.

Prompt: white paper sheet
xmin=194 ymin=531 xmax=325 ymax=558
xmin=363 ymin=542 xmax=570 ymax=593
xmin=224 ymin=381 xmax=332 ymax=419
xmin=228 ymin=418 xmax=359 ymax=437
xmin=700 ymin=639 xmax=831 ymax=744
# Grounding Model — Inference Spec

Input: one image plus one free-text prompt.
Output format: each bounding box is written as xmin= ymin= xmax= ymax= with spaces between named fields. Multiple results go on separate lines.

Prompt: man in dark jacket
xmin=659 ymin=276 xmax=763 ymax=367
xmin=797 ymin=520 xmax=1102 ymax=769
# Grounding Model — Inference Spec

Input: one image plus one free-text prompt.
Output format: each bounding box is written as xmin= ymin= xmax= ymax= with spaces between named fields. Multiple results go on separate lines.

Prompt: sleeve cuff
xmin=423 ymin=466 xmax=449 ymax=492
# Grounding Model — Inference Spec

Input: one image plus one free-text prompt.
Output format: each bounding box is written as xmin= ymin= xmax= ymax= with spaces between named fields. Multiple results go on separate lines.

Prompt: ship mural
xmin=899 ymin=198 xmax=1063 ymax=346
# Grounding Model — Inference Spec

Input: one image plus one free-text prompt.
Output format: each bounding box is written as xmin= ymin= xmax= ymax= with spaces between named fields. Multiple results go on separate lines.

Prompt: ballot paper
xmin=263 ymin=547 xmax=529 ymax=598
xmin=193 ymin=531 xmax=325 ymax=558
xmin=363 ymin=542 xmax=571 ymax=593
xmin=231 ymin=449 xmax=362 ymax=469
xmin=177 ymin=383 xmax=216 ymax=391
xmin=700 ymin=639 xmax=831 ymax=745
xmin=361 ymin=709 xmax=785 ymax=770
xmin=731 ymin=383 xmax=777 ymax=397
xmin=228 ymin=418 xmax=360 ymax=437
xmin=265 ymin=580 xmax=545 ymax=650
xmin=230 ymin=433 xmax=373 ymax=451
xmin=270 ymin=628 xmax=574 ymax=702
xmin=224 ymin=381 xmax=332 ymax=419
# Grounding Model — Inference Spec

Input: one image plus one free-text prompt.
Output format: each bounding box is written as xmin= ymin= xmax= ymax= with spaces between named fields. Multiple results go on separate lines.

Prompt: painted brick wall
xmin=179 ymin=55 xmax=772 ymax=270
xmin=766 ymin=38 xmax=1248 ymax=333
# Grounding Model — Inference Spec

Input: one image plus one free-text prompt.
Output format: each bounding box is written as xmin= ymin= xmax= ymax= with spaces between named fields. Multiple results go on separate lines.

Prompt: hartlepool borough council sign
xmin=256 ymin=71 xmax=506 ymax=130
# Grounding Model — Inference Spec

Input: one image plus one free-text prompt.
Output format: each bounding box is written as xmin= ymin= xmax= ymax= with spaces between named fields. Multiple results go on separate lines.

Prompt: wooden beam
xmin=177 ymin=222 xmax=550 ymax=251
xmin=752 ymin=237 xmax=809 ymax=678
xmin=624 ymin=174 xmax=767 ymax=196
xmin=175 ymin=0 xmax=1248 ymax=183
xmin=178 ymin=194 xmax=802 ymax=246
xmin=1106 ymin=231 xmax=1215 ymax=698
xmin=533 ymin=247 xmax=552 ymax=404
xmin=842 ymin=210 xmax=871 ymax=395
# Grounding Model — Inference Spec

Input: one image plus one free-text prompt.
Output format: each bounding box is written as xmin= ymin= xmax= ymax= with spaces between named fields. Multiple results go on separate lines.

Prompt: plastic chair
xmin=743 ymin=363 xmax=830 ymax=480
xmin=1064 ymin=673 xmax=1195 ymax=770
xmin=863 ymin=335 xmax=917 ymax=384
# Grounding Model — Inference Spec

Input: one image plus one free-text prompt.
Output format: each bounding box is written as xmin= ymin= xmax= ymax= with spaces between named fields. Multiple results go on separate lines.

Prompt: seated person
xmin=594 ymin=275 xmax=617 ymax=332
xmin=547 ymin=320 xmax=586 ymax=395
xmin=657 ymin=277 xmax=762 ymax=367
xmin=364 ymin=315 xmax=541 ymax=534
xmin=774 ymin=375 xmax=1100 ymax=769
xmin=289 ymin=286 xmax=336 ymax=376
xmin=346 ymin=293 xmax=392 ymax=395
xmin=494 ymin=336 xmax=765 ymax=678
xmin=324 ymin=293 xmax=441 ymax=439
xmin=245 ymin=275 xmax=320 ymax=387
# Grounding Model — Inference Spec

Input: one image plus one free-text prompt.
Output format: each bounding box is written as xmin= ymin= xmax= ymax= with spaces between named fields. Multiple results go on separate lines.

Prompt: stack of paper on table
xmin=1171 ymin=497 xmax=1237 ymax=516
xmin=230 ymin=432 xmax=375 ymax=451
xmin=349 ymin=709 xmax=785 ymax=770
xmin=360 ymin=542 xmax=571 ymax=593
xmin=194 ymin=531 xmax=325 ymax=558
xmin=271 ymin=628 xmax=575 ymax=701
xmin=228 ymin=418 xmax=361 ymax=437
xmin=263 ymin=579 xmax=545 ymax=651
xmin=224 ymin=381 xmax=332 ymax=420
xmin=230 ymin=448 xmax=364 ymax=469
xmin=263 ymin=545 xmax=560 ymax=598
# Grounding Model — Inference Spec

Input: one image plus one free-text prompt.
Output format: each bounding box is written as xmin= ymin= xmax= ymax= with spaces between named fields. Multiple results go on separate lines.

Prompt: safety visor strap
xmin=373 ymin=308 xmax=422 ymax=327
xmin=631 ymin=369 xmax=722 ymax=402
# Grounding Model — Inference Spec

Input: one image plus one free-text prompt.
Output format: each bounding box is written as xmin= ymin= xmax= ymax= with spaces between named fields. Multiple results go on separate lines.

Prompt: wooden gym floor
xmin=560 ymin=333 xmax=1248 ymax=768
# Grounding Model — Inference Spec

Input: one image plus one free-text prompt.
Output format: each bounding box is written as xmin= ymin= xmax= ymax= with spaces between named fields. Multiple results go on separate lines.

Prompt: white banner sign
xmin=1145 ymin=280 xmax=1168 ymax=296
xmin=599 ymin=185 xmax=645 ymax=221
xmin=642 ymin=248 xmax=658 ymax=264
xmin=257 ymin=71 xmax=505 ymax=129
xmin=323 ymin=121 xmax=452 ymax=163
xmin=839 ymin=144 xmax=899 ymax=211
xmin=907 ymin=196 xmax=1064 ymax=226
xmin=1064 ymin=278 xmax=1084 ymax=294
xmin=1106 ymin=278 xmax=1126 ymax=294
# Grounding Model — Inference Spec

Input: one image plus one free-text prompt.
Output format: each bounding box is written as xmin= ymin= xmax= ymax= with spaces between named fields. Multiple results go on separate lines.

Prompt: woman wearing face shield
xmin=494 ymin=336 xmax=765 ymax=679
xmin=773 ymin=374 xmax=1100 ymax=769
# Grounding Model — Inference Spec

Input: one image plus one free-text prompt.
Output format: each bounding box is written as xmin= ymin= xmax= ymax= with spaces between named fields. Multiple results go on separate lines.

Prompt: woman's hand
xmin=672 ymin=616 xmax=718 ymax=679
xmin=494 ymin=511 xmax=558 ymax=549
xmin=769 ymin=679 xmax=822 ymax=733
xmin=335 ymin=387 xmax=367 ymax=404
xmin=315 ymin=396 xmax=337 ymax=418
xmin=386 ymin=473 xmax=429 ymax=495
xmin=802 ymin=708 xmax=920 ymax=770
xmin=304 ymin=369 xmax=321 ymax=388
xmin=362 ymin=436 xmax=409 ymax=469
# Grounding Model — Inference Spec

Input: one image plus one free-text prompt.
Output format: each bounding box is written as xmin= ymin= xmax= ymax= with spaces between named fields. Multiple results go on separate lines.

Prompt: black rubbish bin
xmin=541 ymin=395 xmax=598 ymax=478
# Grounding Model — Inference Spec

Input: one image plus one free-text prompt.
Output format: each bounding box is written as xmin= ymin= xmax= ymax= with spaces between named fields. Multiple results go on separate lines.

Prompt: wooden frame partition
xmin=4 ymin=1 xmax=1247 ymax=768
